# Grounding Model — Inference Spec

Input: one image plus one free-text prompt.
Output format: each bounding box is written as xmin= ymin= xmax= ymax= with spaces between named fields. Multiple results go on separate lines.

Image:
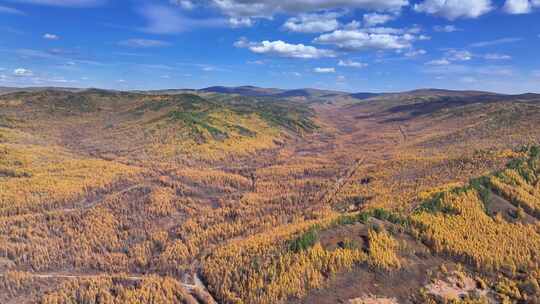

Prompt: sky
xmin=0 ymin=0 xmax=539 ymax=93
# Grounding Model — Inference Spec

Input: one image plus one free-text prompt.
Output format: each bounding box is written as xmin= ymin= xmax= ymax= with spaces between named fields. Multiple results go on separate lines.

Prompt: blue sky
xmin=0 ymin=0 xmax=539 ymax=93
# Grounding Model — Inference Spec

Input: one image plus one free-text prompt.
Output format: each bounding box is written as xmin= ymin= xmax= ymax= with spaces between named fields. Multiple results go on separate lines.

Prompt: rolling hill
xmin=0 ymin=87 xmax=539 ymax=304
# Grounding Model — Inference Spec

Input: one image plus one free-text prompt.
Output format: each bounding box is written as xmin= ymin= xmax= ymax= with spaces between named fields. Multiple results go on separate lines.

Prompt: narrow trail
xmin=59 ymin=183 xmax=151 ymax=213
xmin=399 ymin=125 xmax=408 ymax=143
xmin=318 ymin=157 xmax=366 ymax=207
xmin=9 ymin=182 xmax=151 ymax=219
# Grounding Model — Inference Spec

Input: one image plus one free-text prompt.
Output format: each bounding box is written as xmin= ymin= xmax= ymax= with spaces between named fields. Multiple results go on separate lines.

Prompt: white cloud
xmin=0 ymin=5 xmax=25 ymax=14
xmin=314 ymin=27 xmax=421 ymax=51
xmin=229 ymin=17 xmax=253 ymax=27
xmin=176 ymin=0 xmax=194 ymax=10
xmin=314 ymin=67 xmax=336 ymax=73
xmin=423 ymin=63 xmax=516 ymax=80
xmin=433 ymin=25 xmax=459 ymax=32
xmin=10 ymin=0 xmax=106 ymax=7
xmin=283 ymin=71 xmax=302 ymax=77
xmin=405 ymin=49 xmax=427 ymax=57
xmin=137 ymin=4 xmax=225 ymax=34
xmin=425 ymin=50 xmax=472 ymax=66
xmin=484 ymin=53 xmax=512 ymax=60
xmin=43 ymin=33 xmax=59 ymax=40
xmin=414 ymin=0 xmax=493 ymax=20
xmin=118 ymin=39 xmax=171 ymax=48
xmin=503 ymin=0 xmax=540 ymax=14
xmin=47 ymin=77 xmax=77 ymax=83
xmin=504 ymin=0 xmax=531 ymax=13
xmin=363 ymin=13 xmax=395 ymax=27
xmin=202 ymin=66 xmax=217 ymax=72
xmin=460 ymin=76 xmax=478 ymax=83
xmin=235 ymin=38 xmax=336 ymax=59
xmin=138 ymin=5 xmax=187 ymax=34
xmin=211 ymin=0 xmax=409 ymax=19
xmin=136 ymin=64 xmax=175 ymax=70
xmin=426 ymin=59 xmax=450 ymax=65
xmin=344 ymin=20 xmax=362 ymax=30
xmin=338 ymin=59 xmax=368 ymax=68
xmin=477 ymin=66 xmax=514 ymax=77
xmin=470 ymin=37 xmax=522 ymax=48
xmin=13 ymin=68 xmax=33 ymax=77
xmin=446 ymin=50 xmax=472 ymax=61
xmin=283 ymin=12 xmax=340 ymax=33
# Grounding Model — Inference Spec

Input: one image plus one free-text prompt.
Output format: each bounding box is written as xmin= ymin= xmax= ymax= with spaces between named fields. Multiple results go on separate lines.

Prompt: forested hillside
xmin=1 ymin=88 xmax=539 ymax=304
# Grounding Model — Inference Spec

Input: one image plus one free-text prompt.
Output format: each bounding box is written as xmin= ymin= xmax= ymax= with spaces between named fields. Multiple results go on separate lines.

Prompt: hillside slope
xmin=0 ymin=88 xmax=539 ymax=304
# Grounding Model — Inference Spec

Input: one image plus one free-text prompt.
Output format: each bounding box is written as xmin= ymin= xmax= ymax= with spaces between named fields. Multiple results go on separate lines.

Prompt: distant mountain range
xmin=2 ymin=85 xmax=539 ymax=102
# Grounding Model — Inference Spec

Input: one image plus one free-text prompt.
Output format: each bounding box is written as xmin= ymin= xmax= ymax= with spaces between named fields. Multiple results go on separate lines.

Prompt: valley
xmin=1 ymin=86 xmax=540 ymax=303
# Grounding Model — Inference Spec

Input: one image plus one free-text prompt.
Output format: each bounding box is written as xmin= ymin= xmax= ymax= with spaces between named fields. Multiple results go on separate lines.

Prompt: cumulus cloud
xmin=43 ymin=33 xmax=59 ymax=40
xmin=363 ymin=13 xmax=396 ymax=27
xmin=338 ymin=59 xmax=368 ymax=68
xmin=314 ymin=27 xmax=421 ymax=51
xmin=503 ymin=0 xmax=540 ymax=14
xmin=414 ymin=0 xmax=493 ymax=20
xmin=344 ymin=20 xmax=362 ymax=30
xmin=234 ymin=38 xmax=336 ymax=59
xmin=13 ymin=68 xmax=33 ymax=76
xmin=314 ymin=67 xmax=336 ymax=73
xmin=118 ymin=39 xmax=171 ymax=48
xmin=212 ymin=0 xmax=409 ymax=19
xmin=283 ymin=12 xmax=340 ymax=33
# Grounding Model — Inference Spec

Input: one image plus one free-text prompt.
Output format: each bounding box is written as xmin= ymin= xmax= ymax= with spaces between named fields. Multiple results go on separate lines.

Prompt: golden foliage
xmin=0 ymin=270 xmax=34 ymax=295
xmin=0 ymin=137 xmax=140 ymax=216
xmin=202 ymin=219 xmax=367 ymax=304
xmin=147 ymin=187 xmax=177 ymax=217
xmin=367 ymin=229 xmax=401 ymax=270
xmin=147 ymin=110 xmax=283 ymax=161
xmin=412 ymin=189 xmax=540 ymax=272
xmin=40 ymin=276 xmax=197 ymax=304
xmin=489 ymin=169 xmax=540 ymax=217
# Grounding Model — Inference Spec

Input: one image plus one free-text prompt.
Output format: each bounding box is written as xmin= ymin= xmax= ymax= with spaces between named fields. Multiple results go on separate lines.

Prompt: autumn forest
xmin=1 ymin=87 xmax=540 ymax=304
